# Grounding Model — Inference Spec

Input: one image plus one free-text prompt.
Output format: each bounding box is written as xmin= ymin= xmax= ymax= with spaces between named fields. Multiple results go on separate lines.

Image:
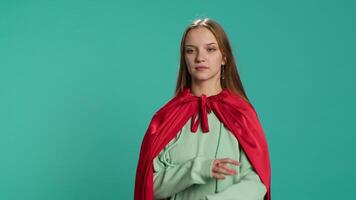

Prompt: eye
xmin=207 ymin=48 xmax=216 ymax=52
xmin=185 ymin=49 xmax=194 ymax=54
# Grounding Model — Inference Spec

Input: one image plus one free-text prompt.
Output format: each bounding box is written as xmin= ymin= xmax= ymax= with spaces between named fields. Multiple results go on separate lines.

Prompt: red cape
xmin=134 ymin=87 xmax=271 ymax=200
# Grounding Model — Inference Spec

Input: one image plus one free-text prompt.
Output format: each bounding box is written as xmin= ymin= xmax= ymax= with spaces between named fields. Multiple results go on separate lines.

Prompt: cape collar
xmin=181 ymin=87 xmax=230 ymax=100
xmin=178 ymin=87 xmax=231 ymax=133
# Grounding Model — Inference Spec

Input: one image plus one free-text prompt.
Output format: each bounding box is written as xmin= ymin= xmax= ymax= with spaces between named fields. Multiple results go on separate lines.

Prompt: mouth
xmin=195 ymin=66 xmax=209 ymax=71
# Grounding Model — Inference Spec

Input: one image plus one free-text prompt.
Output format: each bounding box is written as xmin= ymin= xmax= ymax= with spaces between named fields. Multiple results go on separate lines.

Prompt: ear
xmin=222 ymin=56 xmax=227 ymax=65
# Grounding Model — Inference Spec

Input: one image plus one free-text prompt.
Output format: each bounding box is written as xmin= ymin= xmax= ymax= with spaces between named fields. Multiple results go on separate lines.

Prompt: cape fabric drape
xmin=134 ymin=88 xmax=271 ymax=200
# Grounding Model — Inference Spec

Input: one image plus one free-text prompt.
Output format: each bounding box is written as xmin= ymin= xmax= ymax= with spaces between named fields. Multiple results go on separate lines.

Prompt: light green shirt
xmin=153 ymin=111 xmax=267 ymax=200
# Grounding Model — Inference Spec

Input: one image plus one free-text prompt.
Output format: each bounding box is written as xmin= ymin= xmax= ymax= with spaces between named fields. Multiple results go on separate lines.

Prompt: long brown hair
xmin=174 ymin=18 xmax=250 ymax=103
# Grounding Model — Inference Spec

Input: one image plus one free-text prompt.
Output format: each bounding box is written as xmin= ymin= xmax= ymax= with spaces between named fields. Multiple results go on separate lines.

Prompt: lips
xmin=195 ymin=66 xmax=208 ymax=70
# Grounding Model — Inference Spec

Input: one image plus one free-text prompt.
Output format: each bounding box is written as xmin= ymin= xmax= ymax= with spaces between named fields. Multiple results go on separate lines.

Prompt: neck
xmin=190 ymin=79 xmax=223 ymax=97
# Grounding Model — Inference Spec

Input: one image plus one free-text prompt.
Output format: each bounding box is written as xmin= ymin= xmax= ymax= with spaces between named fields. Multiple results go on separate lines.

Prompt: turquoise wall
xmin=1 ymin=0 xmax=355 ymax=199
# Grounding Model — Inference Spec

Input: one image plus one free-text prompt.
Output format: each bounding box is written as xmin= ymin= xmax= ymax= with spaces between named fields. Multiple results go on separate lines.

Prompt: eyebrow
xmin=184 ymin=43 xmax=217 ymax=47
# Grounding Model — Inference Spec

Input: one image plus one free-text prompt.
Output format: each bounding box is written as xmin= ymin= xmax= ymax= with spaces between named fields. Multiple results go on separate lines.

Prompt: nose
xmin=195 ymin=50 xmax=206 ymax=62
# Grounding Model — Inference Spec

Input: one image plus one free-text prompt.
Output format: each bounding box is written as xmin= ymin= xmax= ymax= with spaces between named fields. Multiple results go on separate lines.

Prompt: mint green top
xmin=153 ymin=111 xmax=267 ymax=200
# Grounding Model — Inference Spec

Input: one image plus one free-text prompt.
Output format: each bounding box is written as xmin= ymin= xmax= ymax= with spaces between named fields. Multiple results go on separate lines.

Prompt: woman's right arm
xmin=153 ymin=155 xmax=214 ymax=199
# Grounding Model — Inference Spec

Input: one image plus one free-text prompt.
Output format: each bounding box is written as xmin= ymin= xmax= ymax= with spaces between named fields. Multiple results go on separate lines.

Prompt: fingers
xmin=213 ymin=163 xmax=237 ymax=176
xmin=219 ymin=163 xmax=237 ymax=175
xmin=212 ymin=171 xmax=226 ymax=179
xmin=218 ymin=158 xmax=240 ymax=166
xmin=211 ymin=158 xmax=239 ymax=179
xmin=213 ymin=158 xmax=240 ymax=167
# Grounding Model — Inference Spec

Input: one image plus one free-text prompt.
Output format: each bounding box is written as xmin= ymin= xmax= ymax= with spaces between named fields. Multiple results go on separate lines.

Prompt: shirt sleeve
xmin=204 ymin=147 xmax=267 ymax=200
xmin=153 ymin=154 xmax=214 ymax=199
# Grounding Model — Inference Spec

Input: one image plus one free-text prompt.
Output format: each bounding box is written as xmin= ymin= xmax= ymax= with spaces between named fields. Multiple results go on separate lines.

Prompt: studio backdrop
xmin=1 ymin=0 xmax=355 ymax=199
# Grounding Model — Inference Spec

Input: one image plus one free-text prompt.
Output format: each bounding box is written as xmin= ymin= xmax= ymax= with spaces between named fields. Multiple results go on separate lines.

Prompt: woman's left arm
xmin=205 ymin=147 xmax=267 ymax=200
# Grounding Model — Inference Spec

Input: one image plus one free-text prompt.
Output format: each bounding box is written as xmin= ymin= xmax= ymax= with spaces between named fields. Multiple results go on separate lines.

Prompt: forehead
xmin=184 ymin=27 xmax=218 ymax=46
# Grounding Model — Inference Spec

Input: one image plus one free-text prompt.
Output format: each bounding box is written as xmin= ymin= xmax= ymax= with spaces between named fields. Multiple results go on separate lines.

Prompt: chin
xmin=191 ymin=74 xmax=213 ymax=82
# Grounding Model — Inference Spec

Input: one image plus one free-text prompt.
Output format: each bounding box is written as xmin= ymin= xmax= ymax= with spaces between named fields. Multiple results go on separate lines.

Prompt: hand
xmin=211 ymin=158 xmax=240 ymax=179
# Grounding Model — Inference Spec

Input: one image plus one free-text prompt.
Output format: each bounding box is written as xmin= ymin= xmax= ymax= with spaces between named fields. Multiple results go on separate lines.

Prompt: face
xmin=184 ymin=27 xmax=226 ymax=83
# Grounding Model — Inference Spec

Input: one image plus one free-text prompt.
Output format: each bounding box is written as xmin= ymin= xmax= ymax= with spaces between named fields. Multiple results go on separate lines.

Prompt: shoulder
xmin=223 ymin=89 xmax=261 ymax=120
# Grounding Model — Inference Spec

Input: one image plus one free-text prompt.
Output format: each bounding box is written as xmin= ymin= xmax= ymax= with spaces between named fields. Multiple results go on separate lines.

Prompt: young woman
xmin=135 ymin=18 xmax=271 ymax=200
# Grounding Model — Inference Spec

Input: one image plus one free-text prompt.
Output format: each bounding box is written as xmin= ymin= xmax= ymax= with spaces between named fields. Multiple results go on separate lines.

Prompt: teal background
xmin=1 ymin=0 xmax=355 ymax=199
